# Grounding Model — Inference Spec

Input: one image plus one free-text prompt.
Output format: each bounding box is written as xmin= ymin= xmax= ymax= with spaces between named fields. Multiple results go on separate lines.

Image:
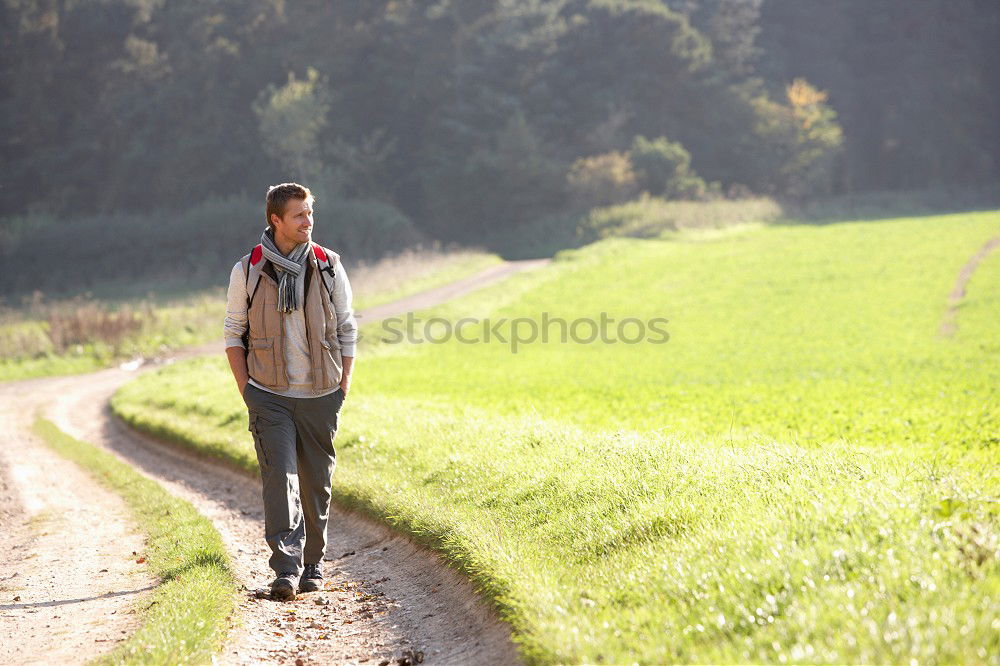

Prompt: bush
xmin=480 ymin=210 xmax=587 ymax=260
xmin=566 ymin=151 xmax=640 ymax=209
xmin=319 ymin=198 xmax=424 ymax=259
xmin=628 ymin=135 xmax=717 ymax=200
xmin=0 ymin=195 xmax=261 ymax=299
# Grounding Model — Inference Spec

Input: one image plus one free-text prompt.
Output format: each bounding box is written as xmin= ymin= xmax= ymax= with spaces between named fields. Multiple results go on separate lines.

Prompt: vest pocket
xmin=247 ymin=336 xmax=277 ymax=386
xmin=320 ymin=338 xmax=343 ymax=389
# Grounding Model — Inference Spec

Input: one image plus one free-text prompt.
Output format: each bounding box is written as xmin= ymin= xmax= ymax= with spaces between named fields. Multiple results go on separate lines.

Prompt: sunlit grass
xmin=112 ymin=210 xmax=1000 ymax=663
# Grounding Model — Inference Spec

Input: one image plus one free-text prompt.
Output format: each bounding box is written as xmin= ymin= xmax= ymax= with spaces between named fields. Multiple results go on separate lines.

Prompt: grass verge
xmin=32 ymin=417 xmax=238 ymax=665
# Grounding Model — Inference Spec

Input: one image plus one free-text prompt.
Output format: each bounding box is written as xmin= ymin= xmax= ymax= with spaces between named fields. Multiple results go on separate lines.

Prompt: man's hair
xmin=265 ymin=183 xmax=314 ymax=230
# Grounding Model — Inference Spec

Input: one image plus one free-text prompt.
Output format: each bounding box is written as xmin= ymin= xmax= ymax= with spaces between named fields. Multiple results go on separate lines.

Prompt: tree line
xmin=2 ymin=0 xmax=997 ymax=244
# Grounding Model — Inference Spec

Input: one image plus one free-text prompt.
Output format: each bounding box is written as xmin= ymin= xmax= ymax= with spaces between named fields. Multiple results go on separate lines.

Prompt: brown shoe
xmin=271 ymin=573 xmax=297 ymax=601
xmin=298 ymin=563 xmax=323 ymax=593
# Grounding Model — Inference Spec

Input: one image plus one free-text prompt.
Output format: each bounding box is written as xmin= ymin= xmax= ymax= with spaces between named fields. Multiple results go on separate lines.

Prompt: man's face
xmin=271 ymin=197 xmax=314 ymax=247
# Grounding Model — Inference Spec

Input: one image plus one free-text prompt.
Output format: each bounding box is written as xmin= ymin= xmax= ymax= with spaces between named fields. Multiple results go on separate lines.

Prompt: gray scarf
xmin=260 ymin=229 xmax=310 ymax=313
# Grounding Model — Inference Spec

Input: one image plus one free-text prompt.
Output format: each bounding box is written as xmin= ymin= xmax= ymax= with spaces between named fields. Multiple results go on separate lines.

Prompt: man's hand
xmin=340 ymin=355 xmax=354 ymax=397
xmin=226 ymin=346 xmax=250 ymax=400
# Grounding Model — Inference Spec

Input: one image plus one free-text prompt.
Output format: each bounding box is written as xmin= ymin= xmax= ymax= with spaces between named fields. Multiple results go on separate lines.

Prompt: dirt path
xmin=0 ymin=378 xmax=155 ymax=665
xmin=938 ymin=235 xmax=1000 ymax=337
xmin=357 ymin=259 xmax=550 ymax=324
xmin=0 ymin=258 xmax=547 ymax=664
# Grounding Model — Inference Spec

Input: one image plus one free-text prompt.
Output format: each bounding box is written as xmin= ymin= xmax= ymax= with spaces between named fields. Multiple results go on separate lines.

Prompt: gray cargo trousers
xmin=243 ymin=382 xmax=346 ymax=577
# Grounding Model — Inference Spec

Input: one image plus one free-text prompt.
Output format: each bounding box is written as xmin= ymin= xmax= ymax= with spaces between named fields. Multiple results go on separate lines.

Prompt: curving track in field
xmin=938 ymin=235 xmax=1000 ymax=337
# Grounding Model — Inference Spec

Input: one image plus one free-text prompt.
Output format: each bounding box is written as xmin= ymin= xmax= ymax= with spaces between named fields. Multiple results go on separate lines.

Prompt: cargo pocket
xmin=247 ymin=336 xmax=276 ymax=386
xmin=248 ymin=412 xmax=270 ymax=470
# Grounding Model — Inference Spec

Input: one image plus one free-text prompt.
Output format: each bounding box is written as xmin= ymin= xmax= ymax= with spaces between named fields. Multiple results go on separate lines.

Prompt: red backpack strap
xmin=311 ymin=242 xmax=327 ymax=262
xmin=311 ymin=242 xmax=339 ymax=301
xmin=240 ymin=247 xmax=264 ymax=352
xmin=244 ymin=245 xmax=264 ymax=310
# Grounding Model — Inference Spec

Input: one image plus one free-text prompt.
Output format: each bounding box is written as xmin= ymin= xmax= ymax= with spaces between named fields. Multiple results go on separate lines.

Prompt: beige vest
xmin=243 ymin=253 xmax=343 ymax=391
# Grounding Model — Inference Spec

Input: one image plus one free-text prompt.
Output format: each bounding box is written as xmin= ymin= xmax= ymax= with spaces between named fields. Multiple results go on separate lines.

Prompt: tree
xmin=253 ymin=67 xmax=334 ymax=185
xmin=746 ymin=78 xmax=843 ymax=199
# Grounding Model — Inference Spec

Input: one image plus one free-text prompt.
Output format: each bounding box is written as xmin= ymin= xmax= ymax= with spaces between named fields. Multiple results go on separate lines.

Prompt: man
xmin=223 ymin=182 xmax=357 ymax=601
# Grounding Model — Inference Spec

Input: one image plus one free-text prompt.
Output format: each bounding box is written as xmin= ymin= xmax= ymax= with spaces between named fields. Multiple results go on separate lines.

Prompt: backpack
xmin=240 ymin=242 xmax=339 ymax=350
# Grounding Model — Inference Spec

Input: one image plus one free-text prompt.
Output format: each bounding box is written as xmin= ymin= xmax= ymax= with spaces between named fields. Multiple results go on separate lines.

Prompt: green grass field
xmin=112 ymin=210 xmax=999 ymax=664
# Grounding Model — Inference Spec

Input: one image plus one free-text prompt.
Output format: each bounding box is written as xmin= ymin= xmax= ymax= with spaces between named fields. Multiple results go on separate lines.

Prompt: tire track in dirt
xmin=2 ymin=258 xmax=547 ymax=664
xmin=0 ymin=379 xmax=155 ymax=665
xmin=938 ymin=235 xmax=1000 ymax=337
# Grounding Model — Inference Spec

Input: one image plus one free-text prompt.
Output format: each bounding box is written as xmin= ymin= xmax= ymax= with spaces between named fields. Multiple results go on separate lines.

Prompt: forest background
xmin=2 ymin=0 xmax=998 ymax=297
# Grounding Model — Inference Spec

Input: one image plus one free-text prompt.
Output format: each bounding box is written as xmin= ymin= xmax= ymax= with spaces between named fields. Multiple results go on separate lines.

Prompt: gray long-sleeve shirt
xmin=224 ymin=255 xmax=357 ymax=398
